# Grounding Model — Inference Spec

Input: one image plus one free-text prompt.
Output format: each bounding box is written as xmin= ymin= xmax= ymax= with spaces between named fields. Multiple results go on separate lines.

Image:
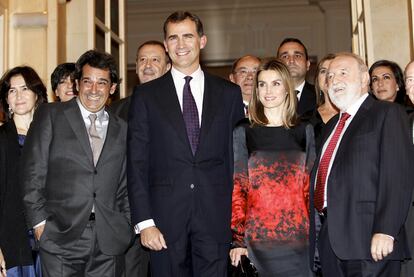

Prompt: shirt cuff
xmin=34 ymin=220 xmax=46 ymax=229
xmin=134 ymin=219 xmax=155 ymax=234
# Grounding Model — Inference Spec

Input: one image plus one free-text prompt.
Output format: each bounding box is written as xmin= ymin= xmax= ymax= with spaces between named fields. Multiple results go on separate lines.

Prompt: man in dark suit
xmin=309 ymin=52 xmax=413 ymax=276
xmin=110 ymin=40 xmax=171 ymax=121
xmin=21 ymin=50 xmax=133 ymax=277
xmin=277 ymin=37 xmax=316 ymax=115
xmin=111 ymin=40 xmax=171 ymax=277
xmin=127 ymin=11 xmax=244 ymax=277
xmin=401 ymin=60 xmax=414 ymax=277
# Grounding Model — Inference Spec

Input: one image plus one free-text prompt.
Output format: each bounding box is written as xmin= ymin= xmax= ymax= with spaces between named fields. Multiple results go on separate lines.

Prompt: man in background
xmin=229 ymin=55 xmax=260 ymax=116
xmin=277 ymin=37 xmax=316 ymax=115
xmin=110 ymin=40 xmax=170 ymax=121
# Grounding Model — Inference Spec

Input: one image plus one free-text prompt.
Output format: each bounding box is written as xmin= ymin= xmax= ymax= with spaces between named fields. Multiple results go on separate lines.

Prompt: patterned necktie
xmin=314 ymin=112 xmax=351 ymax=212
xmin=88 ymin=113 xmax=104 ymax=165
xmin=182 ymin=76 xmax=200 ymax=155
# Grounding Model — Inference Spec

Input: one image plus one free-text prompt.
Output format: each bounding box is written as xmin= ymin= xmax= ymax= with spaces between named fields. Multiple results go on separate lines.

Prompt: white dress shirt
xmin=295 ymin=80 xmax=306 ymax=101
xmin=135 ymin=66 xmax=206 ymax=234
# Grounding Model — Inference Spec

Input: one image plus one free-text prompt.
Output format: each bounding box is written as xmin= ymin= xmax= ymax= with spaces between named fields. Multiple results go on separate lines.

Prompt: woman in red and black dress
xmin=230 ymin=59 xmax=315 ymax=276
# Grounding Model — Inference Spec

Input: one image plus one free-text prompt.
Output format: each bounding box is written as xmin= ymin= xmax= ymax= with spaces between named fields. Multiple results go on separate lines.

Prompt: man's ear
xmin=229 ymin=74 xmax=235 ymax=83
xmin=200 ymin=35 xmax=207 ymax=50
xmin=75 ymin=79 xmax=80 ymax=92
xmin=109 ymin=83 xmax=117 ymax=95
xmin=306 ymin=60 xmax=311 ymax=71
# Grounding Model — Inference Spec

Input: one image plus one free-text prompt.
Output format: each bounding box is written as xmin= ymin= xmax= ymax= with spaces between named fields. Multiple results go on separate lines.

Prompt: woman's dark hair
xmin=0 ymin=66 xmax=47 ymax=120
xmin=369 ymin=59 xmax=406 ymax=104
xmin=51 ymin=62 xmax=76 ymax=92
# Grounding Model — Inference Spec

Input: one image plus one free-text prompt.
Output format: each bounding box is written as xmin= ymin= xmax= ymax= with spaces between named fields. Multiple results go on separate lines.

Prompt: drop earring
xmin=8 ymin=107 xmax=13 ymax=119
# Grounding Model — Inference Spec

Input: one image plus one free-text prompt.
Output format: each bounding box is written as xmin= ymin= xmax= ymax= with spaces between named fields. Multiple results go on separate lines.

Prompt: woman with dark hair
xmin=0 ymin=66 xmax=47 ymax=277
xmin=369 ymin=59 xmax=406 ymax=104
xmin=230 ymin=59 xmax=315 ymax=276
xmin=50 ymin=62 xmax=76 ymax=102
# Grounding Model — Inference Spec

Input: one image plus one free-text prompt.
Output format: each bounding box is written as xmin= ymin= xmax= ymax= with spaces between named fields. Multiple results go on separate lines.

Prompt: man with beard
xmin=110 ymin=40 xmax=171 ymax=121
xmin=229 ymin=55 xmax=260 ymax=116
xmin=277 ymin=38 xmax=316 ymax=116
xmin=309 ymin=52 xmax=414 ymax=277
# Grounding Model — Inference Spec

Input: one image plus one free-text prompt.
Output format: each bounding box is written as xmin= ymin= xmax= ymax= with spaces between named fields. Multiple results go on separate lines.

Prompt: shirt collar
xmin=171 ymin=65 xmax=203 ymax=81
xmin=295 ymin=80 xmax=306 ymax=92
xmin=76 ymin=98 xmax=106 ymax=122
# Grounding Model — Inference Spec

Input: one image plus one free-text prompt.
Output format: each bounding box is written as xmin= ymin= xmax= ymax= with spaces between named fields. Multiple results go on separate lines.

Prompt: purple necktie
xmin=183 ymin=76 xmax=200 ymax=155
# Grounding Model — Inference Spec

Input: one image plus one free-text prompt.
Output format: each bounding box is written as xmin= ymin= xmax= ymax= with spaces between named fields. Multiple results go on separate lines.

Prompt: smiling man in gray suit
xmin=21 ymin=50 xmax=133 ymax=277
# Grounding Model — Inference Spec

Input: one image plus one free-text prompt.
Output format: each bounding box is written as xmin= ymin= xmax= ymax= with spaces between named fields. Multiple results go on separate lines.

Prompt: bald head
xmin=404 ymin=61 xmax=414 ymax=104
xmin=229 ymin=55 xmax=261 ymax=102
xmin=327 ymin=53 xmax=370 ymax=111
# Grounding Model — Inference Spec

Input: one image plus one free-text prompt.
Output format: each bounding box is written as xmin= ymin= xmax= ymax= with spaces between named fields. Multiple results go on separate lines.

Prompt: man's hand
xmin=229 ymin=247 xmax=248 ymax=267
xmin=0 ymin=247 xmax=7 ymax=277
xmin=140 ymin=226 xmax=167 ymax=251
xmin=371 ymin=233 xmax=394 ymax=262
xmin=34 ymin=224 xmax=45 ymax=241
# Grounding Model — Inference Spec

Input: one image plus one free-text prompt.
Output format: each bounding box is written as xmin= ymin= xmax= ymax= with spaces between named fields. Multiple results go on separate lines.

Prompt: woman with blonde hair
xmin=230 ymin=59 xmax=315 ymax=276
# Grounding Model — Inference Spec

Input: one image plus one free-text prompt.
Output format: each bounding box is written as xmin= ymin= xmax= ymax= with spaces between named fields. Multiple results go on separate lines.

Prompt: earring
xmin=8 ymin=107 xmax=13 ymax=119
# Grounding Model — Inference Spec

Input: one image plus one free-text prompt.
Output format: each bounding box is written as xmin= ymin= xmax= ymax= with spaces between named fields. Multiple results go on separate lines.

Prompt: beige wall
xmin=127 ymin=0 xmax=351 ymax=69
xmin=352 ymin=0 xmax=412 ymax=69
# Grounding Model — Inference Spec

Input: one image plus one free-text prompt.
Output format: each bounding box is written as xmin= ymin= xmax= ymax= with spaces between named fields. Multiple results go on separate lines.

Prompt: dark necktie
xmin=183 ymin=76 xmax=200 ymax=155
xmin=244 ymin=103 xmax=249 ymax=117
xmin=314 ymin=112 xmax=351 ymax=212
xmin=88 ymin=113 xmax=104 ymax=165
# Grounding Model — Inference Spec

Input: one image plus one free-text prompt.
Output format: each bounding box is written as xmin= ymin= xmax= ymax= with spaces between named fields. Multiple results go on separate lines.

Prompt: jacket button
xmin=93 ymin=193 xmax=96 ymax=198
xmin=94 ymin=170 xmax=97 ymax=174
xmin=190 ymin=184 xmax=194 ymax=189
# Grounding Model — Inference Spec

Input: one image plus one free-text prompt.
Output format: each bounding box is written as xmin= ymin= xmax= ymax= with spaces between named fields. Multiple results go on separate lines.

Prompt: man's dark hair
xmin=136 ymin=40 xmax=170 ymax=64
xmin=51 ymin=62 xmax=76 ymax=92
xmin=163 ymin=11 xmax=204 ymax=38
xmin=74 ymin=50 xmax=119 ymax=86
xmin=277 ymin=37 xmax=309 ymax=60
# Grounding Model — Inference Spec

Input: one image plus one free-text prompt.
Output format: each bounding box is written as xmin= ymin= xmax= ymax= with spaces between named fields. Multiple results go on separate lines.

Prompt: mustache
xmin=143 ymin=68 xmax=155 ymax=75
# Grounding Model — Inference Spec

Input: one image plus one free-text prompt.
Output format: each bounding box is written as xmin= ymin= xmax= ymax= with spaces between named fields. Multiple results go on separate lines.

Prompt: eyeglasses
xmin=233 ymin=69 xmax=257 ymax=77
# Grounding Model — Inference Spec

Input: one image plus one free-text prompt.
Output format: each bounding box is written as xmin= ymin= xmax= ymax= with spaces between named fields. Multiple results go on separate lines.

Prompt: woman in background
xmin=230 ymin=59 xmax=315 ymax=276
xmin=369 ymin=59 xmax=406 ymax=104
xmin=0 ymin=66 xmax=47 ymax=277
xmin=308 ymin=53 xmax=338 ymax=152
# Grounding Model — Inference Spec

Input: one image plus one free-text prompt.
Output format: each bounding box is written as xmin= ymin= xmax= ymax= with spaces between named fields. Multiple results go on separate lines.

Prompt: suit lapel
xmin=154 ymin=72 xmax=190 ymax=151
xmin=197 ymin=73 xmax=220 ymax=156
xmin=64 ymin=100 xmax=94 ymax=165
xmin=96 ymin=110 xmax=120 ymax=167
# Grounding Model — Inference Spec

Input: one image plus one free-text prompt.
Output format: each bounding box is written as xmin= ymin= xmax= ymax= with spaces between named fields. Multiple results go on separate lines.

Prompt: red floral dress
xmin=231 ymin=122 xmax=315 ymax=276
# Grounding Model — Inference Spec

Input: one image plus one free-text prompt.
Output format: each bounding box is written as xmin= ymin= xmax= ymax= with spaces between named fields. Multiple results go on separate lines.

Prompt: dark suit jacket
xmin=127 ymin=70 xmax=244 ymax=244
xmin=298 ymin=81 xmax=316 ymax=116
xmin=21 ymin=99 xmax=133 ymax=255
xmin=0 ymin=121 xmax=33 ymax=269
xmin=309 ymin=96 xmax=414 ymax=265
xmin=109 ymin=94 xmax=132 ymax=122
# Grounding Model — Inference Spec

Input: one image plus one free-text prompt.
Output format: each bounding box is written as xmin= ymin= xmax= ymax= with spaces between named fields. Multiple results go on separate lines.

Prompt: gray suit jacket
xmin=21 ymin=99 xmax=133 ymax=255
